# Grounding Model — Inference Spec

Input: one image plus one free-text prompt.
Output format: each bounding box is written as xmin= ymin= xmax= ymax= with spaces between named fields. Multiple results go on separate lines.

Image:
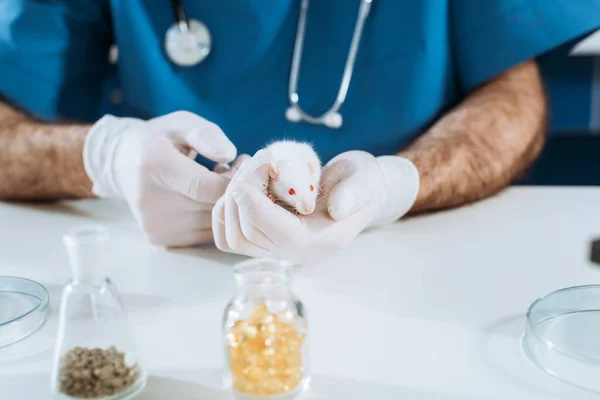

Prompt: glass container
xmin=50 ymin=225 xmax=147 ymax=399
xmin=223 ymin=258 xmax=309 ymax=399
xmin=0 ymin=276 xmax=49 ymax=348
xmin=524 ymin=284 xmax=600 ymax=394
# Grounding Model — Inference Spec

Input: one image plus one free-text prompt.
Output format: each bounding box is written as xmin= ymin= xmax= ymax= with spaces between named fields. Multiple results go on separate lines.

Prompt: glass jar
xmin=50 ymin=225 xmax=147 ymax=399
xmin=223 ymin=258 xmax=309 ymax=399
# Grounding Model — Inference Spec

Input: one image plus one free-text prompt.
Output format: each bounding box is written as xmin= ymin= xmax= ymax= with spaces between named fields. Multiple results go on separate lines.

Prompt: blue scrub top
xmin=1 ymin=0 xmax=600 ymax=165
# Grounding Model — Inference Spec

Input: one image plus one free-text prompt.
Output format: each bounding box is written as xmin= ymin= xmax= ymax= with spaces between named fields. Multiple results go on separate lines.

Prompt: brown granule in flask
xmin=58 ymin=346 xmax=140 ymax=398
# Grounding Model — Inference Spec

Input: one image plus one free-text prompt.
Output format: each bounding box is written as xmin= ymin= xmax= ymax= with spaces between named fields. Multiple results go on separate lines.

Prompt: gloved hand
xmin=83 ymin=111 xmax=238 ymax=247
xmin=212 ymin=149 xmax=419 ymax=262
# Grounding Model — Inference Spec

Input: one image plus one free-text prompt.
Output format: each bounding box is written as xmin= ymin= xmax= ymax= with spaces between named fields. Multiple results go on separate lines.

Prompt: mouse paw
xmin=267 ymin=193 xmax=277 ymax=203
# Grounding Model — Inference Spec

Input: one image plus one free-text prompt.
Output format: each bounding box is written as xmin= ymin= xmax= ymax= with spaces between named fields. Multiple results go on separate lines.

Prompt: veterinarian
xmin=0 ymin=1 xmax=599 ymax=259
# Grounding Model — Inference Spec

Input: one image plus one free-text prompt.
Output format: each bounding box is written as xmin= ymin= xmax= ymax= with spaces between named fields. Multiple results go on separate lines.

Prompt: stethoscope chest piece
xmin=165 ymin=18 xmax=212 ymax=67
xmin=285 ymin=106 xmax=343 ymax=129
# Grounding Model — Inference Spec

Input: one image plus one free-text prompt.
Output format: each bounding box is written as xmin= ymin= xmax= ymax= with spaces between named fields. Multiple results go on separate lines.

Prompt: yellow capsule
xmin=259 ymin=378 xmax=284 ymax=395
xmin=226 ymin=332 xmax=239 ymax=349
xmin=278 ymin=310 xmax=296 ymax=323
xmin=287 ymin=336 xmax=301 ymax=350
xmin=263 ymin=347 xmax=275 ymax=357
xmin=232 ymin=319 xmax=245 ymax=331
xmin=248 ymin=304 xmax=269 ymax=323
xmin=233 ymin=377 xmax=256 ymax=394
xmin=230 ymin=357 xmax=245 ymax=375
xmin=263 ymin=314 xmax=275 ymax=324
xmin=257 ymin=355 xmax=271 ymax=368
xmin=255 ymin=303 xmax=269 ymax=314
xmin=244 ymin=353 xmax=259 ymax=366
xmin=263 ymin=356 xmax=277 ymax=368
xmin=253 ymin=314 xmax=276 ymax=332
xmin=256 ymin=325 xmax=274 ymax=340
xmin=243 ymin=366 xmax=263 ymax=381
xmin=242 ymin=324 xmax=258 ymax=339
xmin=284 ymin=352 xmax=302 ymax=368
xmin=283 ymin=373 xmax=303 ymax=390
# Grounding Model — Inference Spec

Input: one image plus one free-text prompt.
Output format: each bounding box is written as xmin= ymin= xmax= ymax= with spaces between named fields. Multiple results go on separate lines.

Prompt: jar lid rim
xmin=233 ymin=258 xmax=292 ymax=284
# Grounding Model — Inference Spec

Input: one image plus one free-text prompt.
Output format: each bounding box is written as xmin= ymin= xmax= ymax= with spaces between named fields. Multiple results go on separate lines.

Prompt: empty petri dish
xmin=524 ymin=284 xmax=600 ymax=394
xmin=0 ymin=276 xmax=50 ymax=348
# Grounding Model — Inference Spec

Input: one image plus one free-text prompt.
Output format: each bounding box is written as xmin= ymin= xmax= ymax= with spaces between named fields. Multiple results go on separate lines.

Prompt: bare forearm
xmin=400 ymin=60 xmax=546 ymax=214
xmin=0 ymin=102 xmax=94 ymax=200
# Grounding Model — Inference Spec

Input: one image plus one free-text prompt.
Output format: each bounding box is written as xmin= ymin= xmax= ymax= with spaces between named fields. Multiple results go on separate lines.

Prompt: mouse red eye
xmin=310 ymin=185 xmax=314 ymax=192
xmin=288 ymin=188 xmax=296 ymax=195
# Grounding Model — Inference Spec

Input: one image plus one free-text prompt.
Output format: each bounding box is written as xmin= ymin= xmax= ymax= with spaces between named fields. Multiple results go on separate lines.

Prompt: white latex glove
xmin=84 ymin=111 xmax=238 ymax=247
xmin=212 ymin=150 xmax=419 ymax=262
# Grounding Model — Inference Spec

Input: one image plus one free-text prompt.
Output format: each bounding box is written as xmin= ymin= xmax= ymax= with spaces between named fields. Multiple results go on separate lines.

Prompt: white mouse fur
xmin=265 ymin=140 xmax=321 ymax=215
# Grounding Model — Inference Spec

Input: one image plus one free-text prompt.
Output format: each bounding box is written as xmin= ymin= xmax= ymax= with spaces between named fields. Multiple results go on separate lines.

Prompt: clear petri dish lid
xmin=524 ymin=284 xmax=600 ymax=394
xmin=0 ymin=276 xmax=50 ymax=348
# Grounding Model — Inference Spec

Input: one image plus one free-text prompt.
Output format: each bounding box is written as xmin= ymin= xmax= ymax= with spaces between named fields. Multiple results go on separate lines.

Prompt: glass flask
xmin=223 ymin=258 xmax=310 ymax=400
xmin=50 ymin=226 xmax=147 ymax=399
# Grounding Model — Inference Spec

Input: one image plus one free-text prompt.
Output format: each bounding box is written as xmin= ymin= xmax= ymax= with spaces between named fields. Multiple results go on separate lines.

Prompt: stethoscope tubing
xmin=288 ymin=0 xmax=372 ymax=121
xmin=165 ymin=0 xmax=373 ymax=129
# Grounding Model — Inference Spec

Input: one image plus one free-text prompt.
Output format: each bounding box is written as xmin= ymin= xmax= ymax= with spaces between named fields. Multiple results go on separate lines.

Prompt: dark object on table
xmin=590 ymin=239 xmax=600 ymax=264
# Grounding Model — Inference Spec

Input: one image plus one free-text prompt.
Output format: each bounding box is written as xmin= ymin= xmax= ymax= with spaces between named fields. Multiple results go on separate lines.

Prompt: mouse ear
xmin=268 ymin=161 xmax=280 ymax=180
xmin=307 ymin=160 xmax=319 ymax=176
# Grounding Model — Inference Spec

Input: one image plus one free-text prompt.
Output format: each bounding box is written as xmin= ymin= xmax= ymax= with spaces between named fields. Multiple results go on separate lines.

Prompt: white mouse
xmin=264 ymin=140 xmax=322 ymax=215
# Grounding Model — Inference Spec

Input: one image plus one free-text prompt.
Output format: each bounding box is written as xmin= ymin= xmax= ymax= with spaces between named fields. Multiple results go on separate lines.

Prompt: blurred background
xmin=523 ymin=32 xmax=600 ymax=186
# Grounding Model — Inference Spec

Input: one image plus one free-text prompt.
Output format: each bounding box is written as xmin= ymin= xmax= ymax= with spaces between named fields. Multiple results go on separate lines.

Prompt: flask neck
xmin=66 ymin=242 xmax=106 ymax=285
xmin=63 ymin=226 xmax=109 ymax=285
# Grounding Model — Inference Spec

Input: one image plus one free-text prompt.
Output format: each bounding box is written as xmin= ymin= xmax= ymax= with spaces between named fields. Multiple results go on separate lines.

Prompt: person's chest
xmin=107 ymin=0 xmax=459 ymax=163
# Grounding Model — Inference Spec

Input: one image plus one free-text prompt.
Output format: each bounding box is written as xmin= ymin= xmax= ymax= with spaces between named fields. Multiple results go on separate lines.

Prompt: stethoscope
xmin=165 ymin=0 xmax=372 ymax=129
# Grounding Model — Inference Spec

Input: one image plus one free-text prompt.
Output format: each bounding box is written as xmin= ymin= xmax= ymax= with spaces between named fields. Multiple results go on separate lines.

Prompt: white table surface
xmin=1 ymin=187 xmax=600 ymax=400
